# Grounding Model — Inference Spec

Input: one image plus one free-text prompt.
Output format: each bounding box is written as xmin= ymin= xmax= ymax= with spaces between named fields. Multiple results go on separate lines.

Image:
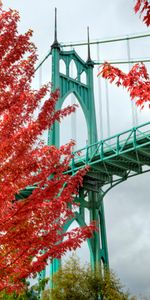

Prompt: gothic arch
xmin=60 ymin=91 xmax=88 ymax=148
xmin=59 ymin=58 xmax=66 ymax=75
xmin=80 ymin=71 xmax=87 ymax=85
xmin=69 ymin=59 xmax=78 ymax=79
xmin=63 ymin=212 xmax=94 ymax=261
xmin=61 ymin=90 xmax=88 ymax=130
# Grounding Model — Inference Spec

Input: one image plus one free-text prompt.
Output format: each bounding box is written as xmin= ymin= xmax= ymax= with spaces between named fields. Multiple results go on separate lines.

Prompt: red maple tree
xmin=0 ymin=7 xmax=95 ymax=293
xmin=98 ymin=0 xmax=150 ymax=109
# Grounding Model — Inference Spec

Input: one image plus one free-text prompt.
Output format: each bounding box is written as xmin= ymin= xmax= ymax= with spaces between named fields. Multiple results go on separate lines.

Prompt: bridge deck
xmin=17 ymin=122 xmax=150 ymax=198
xmin=69 ymin=122 xmax=150 ymax=192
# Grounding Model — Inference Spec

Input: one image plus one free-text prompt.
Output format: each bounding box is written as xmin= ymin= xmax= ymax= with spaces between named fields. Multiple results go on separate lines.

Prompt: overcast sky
xmin=2 ymin=0 xmax=150 ymax=298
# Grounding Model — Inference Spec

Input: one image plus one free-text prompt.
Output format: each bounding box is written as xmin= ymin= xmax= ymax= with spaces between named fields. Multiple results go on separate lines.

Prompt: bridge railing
xmin=71 ymin=122 xmax=150 ymax=171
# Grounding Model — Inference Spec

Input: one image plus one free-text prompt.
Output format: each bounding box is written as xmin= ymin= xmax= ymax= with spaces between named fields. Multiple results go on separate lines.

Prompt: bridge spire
xmin=86 ymin=26 xmax=94 ymax=67
xmin=51 ymin=8 xmax=60 ymax=50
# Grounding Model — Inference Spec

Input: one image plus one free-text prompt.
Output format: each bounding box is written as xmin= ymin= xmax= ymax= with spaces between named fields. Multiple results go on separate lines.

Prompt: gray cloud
xmin=105 ymin=173 xmax=150 ymax=297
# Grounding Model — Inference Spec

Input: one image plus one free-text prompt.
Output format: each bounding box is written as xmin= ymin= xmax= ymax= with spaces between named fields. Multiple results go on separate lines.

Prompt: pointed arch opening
xmin=60 ymin=93 xmax=88 ymax=151
xmin=80 ymin=71 xmax=87 ymax=85
xmin=100 ymin=258 xmax=105 ymax=277
xmin=69 ymin=59 xmax=78 ymax=80
xmin=63 ymin=220 xmax=90 ymax=265
xmin=59 ymin=59 xmax=66 ymax=75
xmin=84 ymin=207 xmax=90 ymax=225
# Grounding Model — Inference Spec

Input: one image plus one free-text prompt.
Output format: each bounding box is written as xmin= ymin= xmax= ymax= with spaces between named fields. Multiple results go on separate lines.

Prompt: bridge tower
xmin=48 ymin=8 xmax=109 ymax=279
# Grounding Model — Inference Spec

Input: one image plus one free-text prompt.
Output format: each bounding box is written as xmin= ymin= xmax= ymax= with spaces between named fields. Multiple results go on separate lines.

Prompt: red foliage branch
xmin=98 ymin=62 xmax=150 ymax=109
xmin=98 ymin=2 xmax=150 ymax=109
xmin=0 ymin=8 xmax=95 ymax=293
xmin=134 ymin=0 xmax=150 ymax=26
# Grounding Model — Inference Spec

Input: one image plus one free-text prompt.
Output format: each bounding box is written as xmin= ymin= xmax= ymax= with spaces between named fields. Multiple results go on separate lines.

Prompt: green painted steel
xmin=43 ymin=120 xmax=150 ymax=298
xmin=48 ymin=50 xmax=98 ymax=147
xmin=18 ymin=121 xmax=150 ymax=200
xmin=70 ymin=122 xmax=150 ymax=173
xmin=47 ymin=12 xmax=109 ymax=286
xmin=34 ymin=11 xmax=150 ymax=298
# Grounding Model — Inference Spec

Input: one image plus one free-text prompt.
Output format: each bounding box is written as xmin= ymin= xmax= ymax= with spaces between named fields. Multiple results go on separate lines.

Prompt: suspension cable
xmin=94 ymin=58 xmax=150 ymax=65
xmin=35 ymin=51 xmax=51 ymax=72
xmin=70 ymin=47 xmax=77 ymax=149
xmin=61 ymin=32 xmax=150 ymax=48
xmin=105 ymin=80 xmax=110 ymax=139
xmin=126 ymin=38 xmax=138 ymax=127
xmin=34 ymin=33 xmax=150 ymax=73
xmin=96 ymin=43 xmax=103 ymax=140
xmin=39 ymin=64 xmax=42 ymax=88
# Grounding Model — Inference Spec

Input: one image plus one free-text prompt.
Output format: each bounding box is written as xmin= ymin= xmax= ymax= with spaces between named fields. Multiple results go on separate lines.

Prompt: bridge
xmin=18 ymin=122 xmax=150 ymax=199
xmin=30 ymin=8 xmax=150 ymax=296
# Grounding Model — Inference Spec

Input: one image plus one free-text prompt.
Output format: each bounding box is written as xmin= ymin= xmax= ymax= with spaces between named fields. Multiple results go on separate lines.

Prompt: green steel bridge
xmin=27 ymin=8 xmax=150 ymax=297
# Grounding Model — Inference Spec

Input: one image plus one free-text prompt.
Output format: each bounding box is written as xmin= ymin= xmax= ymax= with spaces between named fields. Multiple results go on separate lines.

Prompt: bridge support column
xmin=89 ymin=191 xmax=109 ymax=272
